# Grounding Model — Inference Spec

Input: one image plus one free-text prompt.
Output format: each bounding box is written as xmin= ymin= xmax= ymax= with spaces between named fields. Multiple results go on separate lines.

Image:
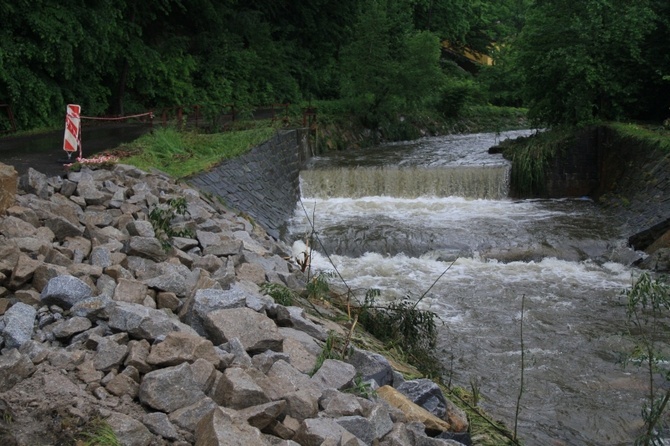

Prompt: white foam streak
xmin=291 ymin=196 xmax=566 ymax=232
xmin=291 ymin=241 xmax=634 ymax=312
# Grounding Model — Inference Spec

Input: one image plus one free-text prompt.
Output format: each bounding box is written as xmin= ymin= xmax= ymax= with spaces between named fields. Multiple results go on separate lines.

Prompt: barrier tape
xmin=78 ymin=111 xmax=154 ymax=121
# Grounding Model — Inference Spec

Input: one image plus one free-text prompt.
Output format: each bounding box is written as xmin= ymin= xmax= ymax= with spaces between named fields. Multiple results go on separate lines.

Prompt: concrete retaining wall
xmin=186 ymin=129 xmax=311 ymax=240
xmin=543 ymin=126 xmax=670 ymax=248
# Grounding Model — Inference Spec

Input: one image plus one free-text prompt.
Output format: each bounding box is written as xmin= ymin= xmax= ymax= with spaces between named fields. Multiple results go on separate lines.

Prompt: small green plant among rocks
xmin=149 ymin=197 xmax=195 ymax=250
xmin=358 ymin=290 xmax=442 ymax=378
xmin=79 ymin=419 xmax=121 ymax=446
xmin=622 ymin=272 xmax=670 ymax=446
xmin=260 ymin=282 xmax=295 ymax=306
xmin=345 ymin=375 xmax=377 ymax=399
xmin=310 ymin=332 xmax=343 ymax=376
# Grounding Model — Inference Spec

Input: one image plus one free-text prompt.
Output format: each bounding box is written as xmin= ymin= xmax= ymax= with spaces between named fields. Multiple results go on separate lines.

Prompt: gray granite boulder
xmin=346 ymin=347 xmax=394 ymax=387
xmin=2 ymin=302 xmax=37 ymax=349
xmin=139 ymin=363 xmax=206 ymax=413
xmin=107 ymin=301 xmax=198 ymax=341
xmin=40 ymin=275 xmax=93 ymax=309
xmin=203 ymin=307 xmax=283 ymax=353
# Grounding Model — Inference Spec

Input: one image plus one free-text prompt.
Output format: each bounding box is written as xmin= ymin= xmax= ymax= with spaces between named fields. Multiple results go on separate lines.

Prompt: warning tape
xmin=76 ymin=111 xmax=154 ymax=121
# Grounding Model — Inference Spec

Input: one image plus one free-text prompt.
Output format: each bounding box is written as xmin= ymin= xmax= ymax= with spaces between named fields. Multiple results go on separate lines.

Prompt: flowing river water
xmin=285 ymin=130 xmax=660 ymax=445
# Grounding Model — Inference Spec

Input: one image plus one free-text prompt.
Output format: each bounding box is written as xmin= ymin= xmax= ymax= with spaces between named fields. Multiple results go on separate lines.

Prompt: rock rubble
xmin=0 ymin=163 xmax=469 ymax=445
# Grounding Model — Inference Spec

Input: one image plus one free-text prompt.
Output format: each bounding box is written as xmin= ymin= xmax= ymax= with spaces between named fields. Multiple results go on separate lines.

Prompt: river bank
xmin=0 ymin=161 xmax=519 ymax=445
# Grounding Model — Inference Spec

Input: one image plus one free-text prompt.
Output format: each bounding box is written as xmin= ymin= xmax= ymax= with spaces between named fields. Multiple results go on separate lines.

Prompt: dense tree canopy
xmin=0 ymin=0 xmax=668 ymax=131
xmin=514 ymin=0 xmax=658 ymax=126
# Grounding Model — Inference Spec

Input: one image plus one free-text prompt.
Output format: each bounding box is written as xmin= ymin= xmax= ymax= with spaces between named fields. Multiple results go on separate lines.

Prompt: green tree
xmin=340 ymin=0 xmax=445 ymax=130
xmin=515 ymin=0 xmax=656 ymax=126
xmin=633 ymin=0 xmax=670 ymax=121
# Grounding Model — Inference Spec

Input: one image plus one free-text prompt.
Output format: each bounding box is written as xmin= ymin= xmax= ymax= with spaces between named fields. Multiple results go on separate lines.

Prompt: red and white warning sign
xmin=63 ymin=104 xmax=81 ymax=156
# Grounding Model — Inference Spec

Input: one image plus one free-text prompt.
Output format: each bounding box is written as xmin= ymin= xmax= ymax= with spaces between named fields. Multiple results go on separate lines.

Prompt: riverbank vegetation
xmin=117 ymin=126 xmax=274 ymax=178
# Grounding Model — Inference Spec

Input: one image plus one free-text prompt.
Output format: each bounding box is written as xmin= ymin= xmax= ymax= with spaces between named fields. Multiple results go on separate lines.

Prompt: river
xmin=285 ymin=130 xmax=663 ymax=445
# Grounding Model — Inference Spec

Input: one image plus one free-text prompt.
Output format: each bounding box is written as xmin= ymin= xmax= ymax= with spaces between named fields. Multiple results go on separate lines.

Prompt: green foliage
xmin=310 ymin=332 xmax=343 ymax=376
xmin=339 ymin=0 xmax=447 ymax=131
xmin=437 ymin=78 xmax=482 ymax=118
xmin=80 ymin=419 xmax=121 ymax=446
xmin=344 ymin=375 xmax=377 ymax=399
xmin=358 ymin=291 xmax=442 ymax=377
xmin=149 ymin=197 xmax=194 ymax=250
xmin=120 ymin=126 xmax=274 ymax=178
xmin=502 ymin=128 xmax=574 ymax=197
xmin=260 ymin=283 xmax=295 ymax=307
xmin=515 ymin=0 xmax=657 ymax=126
xmin=622 ymin=272 xmax=670 ymax=446
xmin=2 ymin=0 xmax=668 ymax=130
xmin=306 ymin=271 xmax=335 ymax=301
xmin=608 ymin=122 xmax=670 ymax=153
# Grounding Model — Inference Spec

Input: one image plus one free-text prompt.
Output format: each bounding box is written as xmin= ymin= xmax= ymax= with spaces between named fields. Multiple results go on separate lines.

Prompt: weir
xmin=299 ymin=165 xmax=511 ymax=200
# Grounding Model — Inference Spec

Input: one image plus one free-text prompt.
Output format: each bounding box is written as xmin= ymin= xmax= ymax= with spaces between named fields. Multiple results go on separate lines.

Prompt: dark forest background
xmin=1 ymin=0 xmax=668 ymax=131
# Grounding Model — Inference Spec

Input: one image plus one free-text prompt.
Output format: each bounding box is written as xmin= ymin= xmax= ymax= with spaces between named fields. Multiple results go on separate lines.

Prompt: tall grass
xmin=119 ymin=126 xmax=274 ymax=178
xmin=501 ymin=127 xmax=574 ymax=197
xmin=608 ymin=122 xmax=670 ymax=153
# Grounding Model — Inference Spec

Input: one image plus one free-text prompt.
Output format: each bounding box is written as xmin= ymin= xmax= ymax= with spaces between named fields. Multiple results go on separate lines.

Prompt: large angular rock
xmin=271 ymin=306 xmax=328 ymax=341
xmin=203 ymin=307 xmax=283 ymax=354
xmin=195 ymin=407 xmax=271 ymax=446
xmin=263 ymin=360 xmax=320 ymax=400
xmin=105 ymin=412 xmax=154 ymax=446
xmin=293 ymin=418 xmax=362 ymax=446
xmin=0 ymin=162 xmax=17 ymax=213
xmin=139 ymin=363 xmax=206 ymax=413
xmin=346 ymin=347 xmax=394 ymax=387
xmin=45 ymin=214 xmax=85 ymax=241
xmin=107 ymin=301 xmax=198 ymax=341
xmin=283 ymin=388 xmax=321 ymax=421
xmin=9 ymin=253 xmax=41 ymax=289
xmin=169 ymin=396 xmax=219 ymax=432
xmin=70 ymin=295 xmax=114 ymax=321
xmin=0 ymin=215 xmax=36 ymax=238
xmin=143 ymin=412 xmax=180 ymax=441
xmin=396 ymin=379 xmax=468 ymax=433
xmin=367 ymin=403 xmax=394 ymax=440
xmin=113 ymin=277 xmax=148 ymax=304
xmin=127 ymin=236 xmax=168 ymax=262
xmin=0 ymin=349 xmax=35 ymax=392
xmin=236 ymin=400 xmax=287 ymax=430
xmin=40 ymin=275 xmax=93 ymax=309
xmin=146 ymin=331 xmax=220 ymax=367
xmin=396 ymin=379 xmax=448 ymax=419
xmin=336 ymin=416 xmax=375 ymax=445
xmin=212 ymin=367 xmax=270 ymax=409
xmin=142 ymin=263 xmax=195 ymax=297
xmin=311 ymin=359 xmax=356 ymax=391
xmin=319 ymin=389 xmax=366 ymax=418
xmin=179 ymin=285 xmax=249 ymax=337
xmin=18 ymin=167 xmax=48 ymax=199
xmin=2 ymin=302 xmax=37 ymax=349
xmin=51 ymin=316 xmax=92 ymax=339
xmin=93 ymin=337 xmax=129 ymax=371
xmin=375 ymin=386 xmax=452 ymax=434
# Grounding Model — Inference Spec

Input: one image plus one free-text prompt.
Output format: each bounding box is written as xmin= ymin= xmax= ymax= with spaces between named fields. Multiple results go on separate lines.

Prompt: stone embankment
xmin=0 ymin=162 xmax=470 ymax=446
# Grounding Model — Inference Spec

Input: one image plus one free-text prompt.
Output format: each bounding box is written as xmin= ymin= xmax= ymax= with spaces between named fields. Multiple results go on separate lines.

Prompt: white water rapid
xmin=285 ymin=130 xmax=659 ymax=445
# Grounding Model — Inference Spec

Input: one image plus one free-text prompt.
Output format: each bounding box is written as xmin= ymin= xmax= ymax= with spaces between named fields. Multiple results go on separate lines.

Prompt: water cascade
xmin=285 ymin=130 xmax=656 ymax=445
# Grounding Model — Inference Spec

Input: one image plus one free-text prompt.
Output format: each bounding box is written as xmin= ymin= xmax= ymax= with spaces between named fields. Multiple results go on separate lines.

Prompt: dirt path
xmin=0 ymin=123 xmax=151 ymax=177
